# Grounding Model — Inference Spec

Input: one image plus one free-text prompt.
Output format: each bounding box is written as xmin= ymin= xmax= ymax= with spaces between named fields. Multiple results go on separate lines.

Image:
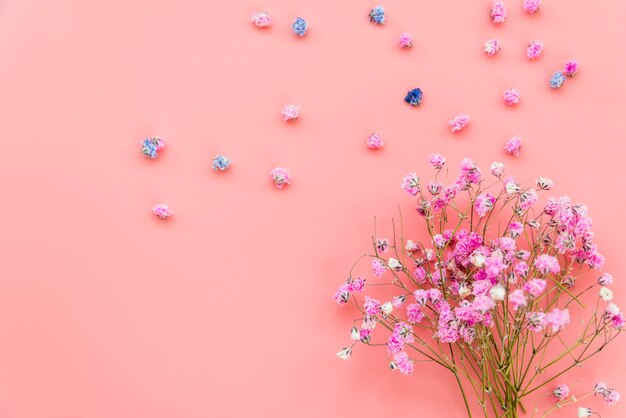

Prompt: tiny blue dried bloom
xmin=141 ymin=137 xmax=163 ymax=158
xmin=404 ymin=88 xmax=423 ymax=106
xmin=292 ymin=17 xmax=308 ymax=36
xmin=212 ymin=155 xmax=231 ymax=171
xmin=550 ymin=71 xmax=566 ymax=89
xmin=369 ymin=6 xmax=385 ymax=24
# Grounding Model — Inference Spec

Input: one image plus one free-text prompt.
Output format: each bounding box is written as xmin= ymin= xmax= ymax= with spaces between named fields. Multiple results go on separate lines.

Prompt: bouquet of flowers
xmin=334 ymin=155 xmax=622 ymax=417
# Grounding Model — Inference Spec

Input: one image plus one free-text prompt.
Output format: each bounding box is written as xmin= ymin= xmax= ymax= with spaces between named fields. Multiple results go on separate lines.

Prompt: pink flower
xmin=393 ymin=351 xmax=415 ymax=375
xmin=349 ymin=277 xmax=366 ymax=292
xmin=509 ymin=289 xmax=528 ymax=310
xmin=484 ymin=39 xmax=501 ymax=56
xmin=152 ymin=203 xmax=173 ymax=220
xmin=503 ymin=89 xmax=521 ymax=106
xmin=553 ymin=384 xmax=570 ymax=401
xmin=509 ymin=221 xmax=524 ymax=238
xmin=505 ymin=137 xmax=522 ymax=156
xmin=406 ymin=303 xmax=425 ymax=324
xmin=526 ymin=311 xmax=547 ymax=332
xmin=413 ymin=289 xmax=429 ymax=305
xmin=490 ymin=162 xmax=505 ymax=177
xmin=371 ymin=259 xmax=386 ymax=278
xmin=398 ymin=32 xmax=413 ymax=48
xmin=523 ymin=0 xmax=541 ymax=13
xmin=449 ymin=114 xmax=470 ymax=133
xmin=546 ymin=308 xmax=570 ymax=332
xmin=358 ymin=328 xmax=372 ymax=342
xmin=519 ymin=189 xmax=538 ymax=211
xmin=428 ymin=288 xmax=443 ymax=303
xmin=363 ymin=296 xmax=381 ymax=315
xmin=270 ymin=167 xmax=291 ymax=189
xmin=413 ymin=266 xmax=427 ymax=284
xmin=535 ymin=254 xmax=560 ymax=275
xmin=598 ymin=273 xmax=614 ymax=286
xmin=366 ymin=133 xmax=384 ymax=150
xmin=523 ymin=278 xmax=547 ymax=297
xmin=526 ymin=40 xmax=544 ymax=60
xmin=602 ymin=389 xmax=621 ymax=405
xmin=563 ymin=60 xmax=580 ymax=77
xmin=251 ymin=12 xmax=272 ymax=28
xmin=333 ymin=284 xmax=351 ymax=304
xmin=429 ymin=153 xmax=446 ymax=169
xmin=472 ymin=294 xmax=496 ymax=314
xmin=491 ymin=1 xmax=507 ymax=23
xmin=401 ymin=173 xmax=420 ymax=196
xmin=611 ymin=313 xmax=625 ymax=329
xmin=514 ymin=261 xmax=529 ymax=278
xmin=281 ymin=104 xmax=300 ymax=121
xmin=475 ymin=193 xmax=496 ymax=217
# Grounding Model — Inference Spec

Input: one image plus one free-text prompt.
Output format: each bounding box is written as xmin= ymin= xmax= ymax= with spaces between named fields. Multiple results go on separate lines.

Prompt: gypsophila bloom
xmin=503 ymin=89 xmax=521 ymax=106
xmin=563 ymin=60 xmax=580 ymax=77
xmin=281 ymin=104 xmax=300 ymax=121
xmin=523 ymin=0 xmax=541 ymax=13
xmin=490 ymin=285 xmax=506 ymax=301
xmin=405 ymin=240 xmax=419 ymax=252
xmin=270 ymin=167 xmax=291 ymax=189
xmin=369 ymin=6 xmax=385 ymax=24
xmin=336 ymin=347 xmax=352 ymax=360
xmin=152 ymin=204 xmax=172 ymax=220
xmin=366 ymin=133 xmax=384 ymax=150
xmin=535 ymin=254 xmax=560 ymax=275
xmin=550 ymin=72 xmax=566 ymax=89
xmin=484 ymin=39 xmax=501 ymax=56
xmin=211 ymin=155 xmax=231 ymax=171
xmin=523 ymin=278 xmax=547 ymax=297
xmin=291 ymin=17 xmax=308 ymax=36
xmin=505 ymin=137 xmax=522 ymax=157
xmin=595 ymin=382 xmax=608 ymax=394
xmin=536 ymin=177 xmax=554 ymax=190
xmin=398 ymin=32 xmax=413 ymax=48
xmin=600 ymin=287 xmax=614 ymax=301
xmin=553 ymin=384 xmax=570 ymax=401
xmin=602 ymin=388 xmax=621 ymax=405
xmin=475 ymin=193 xmax=496 ymax=217
xmin=404 ymin=88 xmax=423 ymax=106
xmin=526 ymin=40 xmax=544 ymax=60
xmin=546 ymin=308 xmax=570 ymax=332
xmin=349 ymin=276 xmax=366 ymax=292
xmin=401 ymin=173 xmax=420 ymax=196
xmin=490 ymin=162 xmax=505 ymax=177
xmin=387 ymin=258 xmax=402 ymax=271
xmin=429 ymin=153 xmax=446 ymax=169
xmin=449 ymin=114 xmax=470 ymax=133
xmin=334 ymin=284 xmax=351 ymax=304
xmin=509 ymin=289 xmax=528 ymax=310
xmin=578 ymin=407 xmax=593 ymax=418
xmin=141 ymin=137 xmax=165 ymax=159
xmin=491 ymin=1 xmax=507 ymax=23
xmin=599 ymin=273 xmax=614 ymax=286
xmin=376 ymin=238 xmax=390 ymax=253
xmin=372 ymin=259 xmax=386 ymax=278
xmin=251 ymin=12 xmax=272 ymax=28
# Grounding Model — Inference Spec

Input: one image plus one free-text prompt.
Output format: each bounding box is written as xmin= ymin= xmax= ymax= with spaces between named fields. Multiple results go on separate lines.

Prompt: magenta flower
xmin=526 ymin=40 xmax=544 ymax=60
xmin=449 ymin=114 xmax=470 ymax=133
xmin=491 ymin=1 xmax=507 ymax=23
xmin=363 ymin=296 xmax=381 ymax=315
xmin=429 ymin=153 xmax=446 ymax=169
xmin=366 ymin=133 xmax=384 ymax=150
xmin=152 ymin=203 xmax=173 ymax=220
xmin=475 ymin=193 xmax=496 ymax=217
xmin=523 ymin=0 xmax=541 ymax=13
xmin=563 ymin=60 xmax=580 ymax=77
xmin=484 ymin=39 xmax=501 ymax=56
xmin=503 ymin=89 xmax=521 ymax=106
xmin=505 ymin=137 xmax=522 ymax=156
xmin=398 ymin=32 xmax=413 ymax=48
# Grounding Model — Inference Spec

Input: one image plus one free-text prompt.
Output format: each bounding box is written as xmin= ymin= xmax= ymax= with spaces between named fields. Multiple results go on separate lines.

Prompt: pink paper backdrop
xmin=0 ymin=0 xmax=625 ymax=417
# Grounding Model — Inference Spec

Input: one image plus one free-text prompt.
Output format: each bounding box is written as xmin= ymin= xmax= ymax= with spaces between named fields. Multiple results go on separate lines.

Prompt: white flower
xmin=469 ymin=251 xmax=486 ymax=268
xmin=577 ymin=407 xmax=592 ymax=418
xmin=336 ymin=347 xmax=352 ymax=360
xmin=490 ymin=285 xmax=506 ymax=301
xmin=381 ymin=302 xmax=393 ymax=315
xmin=459 ymin=283 xmax=471 ymax=298
xmin=505 ymin=179 xmax=521 ymax=194
xmin=599 ymin=287 xmax=614 ymax=301
xmin=606 ymin=303 xmax=620 ymax=316
xmin=405 ymin=240 xmax=419 ymax=252
xmin=387 ymin=258 xmax=403 ymax=271
xmin=350 ymin=327 xmax=360 ymax=340
xmin=535 ymin=177 xmax=554 ymax=190
xmin=490 ymin=162 xmax=504 ymax=177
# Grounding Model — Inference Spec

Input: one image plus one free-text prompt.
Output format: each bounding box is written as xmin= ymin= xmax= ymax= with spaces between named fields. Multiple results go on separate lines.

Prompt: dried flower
xmin=503 ymin=89 xmax=521 ymax=106
xmin=369 ymin=6 xmax=385 ymax=24
xmin=505 ymin=137 xmax=522 ymax=157
xmin=404 ymin=88 xmax=423 ymax=106
xmin=292 ymin=17 xmax=308 ymax=36
xmin=523 ymin=0 xmax=541 ymax=13
xmin=449 ymin=114 xmax=470 ymax=133
xmin=398 ymin=32 xmax=413 ymax=48
xmin=527 ymin=40 xmax=544 ymax=60
xmin=484 ymin=39 xmax=501 ymax=56
xmin=429 ymin=153 xmax=446 ymax=169
xmin=251 ymin=12 xmax=272 ymax=28
xmin=491 ymin=1 xmax=507 ymax=23
xmin=563 ymin=60 xmax=580 ymax=77
xmin=270 ymin=167 xmax=291 ymax=189
xmin=141 ymin=136 xmax=165 ymax=159
xmin=281 ymin=104 xmax=300 ymax=121
xmin=553 ymin=384 xmax=570 ymax=401
xmin=152 ymin=204 xmax=172 ymax=220
xmin=211 ymin=155 xmax=231 ymax=171
xmin=550 ymin=72 xmax=566 ymax=89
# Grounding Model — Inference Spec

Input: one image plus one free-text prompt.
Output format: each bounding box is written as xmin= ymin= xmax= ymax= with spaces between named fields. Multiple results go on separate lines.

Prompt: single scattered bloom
xmin=491 ymin=1 xmax=507 ymax=23
xmin=484 ymin=39 xmax=501 ymax=56
xmin=553 ymin=384 xmax=570 ymax=401
xmin=429 ymin=153 xmax=446 ymax=169
xmin=509 ymin=289 xmax=528 ymax=310
xmin=141 ymin=136 xmax=166 ymax=159
xmin=505 ymin=137 xmax=522 ymax=157
xmin=449 ymin=114 xmax=470 ymax=133
xmin=348 ymin=276 xmax=366 ymax=292
xmin=563 ymin=60 xmax=580 ymax=77
xmin=251 ymin=12 xmax=272 ymax=28
xmin=490 ymin=162 xmax=505 ymax=177
xmin=366 ymin=133 xmax=384 ymax=150
xmin=270 ymin=167 xmax=291 ymax=189
xmin=550 ymin=72 xmax=566 ymax=89
xmin=546 ymin=308 xmax=570 ymax=332
xmin=281 ymin=104 xmax=300 ymax=121
xmin=578 ymin=408 xmax=593 ymax=418
xmin=526 ymin=40 xmax=544 ymax=60
xmin=398 ymin=32 xmax=413 ymax=48
xmin=599 ymin=273 xmax=614 ymax=286
xmin=336 ymin=347 xmax=352 ymax=360
xmin=404 ymin=88 xmax=423 ymax=106
xmin=211 ymin=155 xmax=231 ymax=171
xmin=524 ymin=278 xmax=547 ymax=297
xmin=292 ymin=17 xmax=308 ymax=36
xmin=523 ymin=0 xmax=541 ymax=13
xmin=401 ymin=173 xmax=420 ymax=196
xmin=503 ymin=89 xmax=521 ymax=106
xmin=535 ymin=254 xmax=560 ymax=275
xmin=600 ymin=287 xmax=614 ymax=301
xmin=152 ymin=203 xmax=173 ymax=220
xmin=369 ymin=6 xmax=385 ymax=24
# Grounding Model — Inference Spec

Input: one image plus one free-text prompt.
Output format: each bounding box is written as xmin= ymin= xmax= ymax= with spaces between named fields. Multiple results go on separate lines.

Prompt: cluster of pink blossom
xmin=152 ymin=203 xmax=173 ymax=220
xmin=448 ymin=114 xmax=470 ymax=133
xmin=366 ymin=133 xmax=384 ymax=150
xmin=503 ymin=88 xmax=521 ymax=106
xmin=251 ymin=12 xmax=272 ymax=28
xmin=526 ymin=40 xmax=544 ymax=60
xmin=523 ymin=0 xmax=542 ymax=14
xmin=484 ymin=39 xmax=501 ymax=56
xmin=398 ymin=32 xmax=413 ymax=48
xmin=281 ymin=104 xmax=300 ymax=121
xmin=269 ymin=167 xmax=291 ymax=189
xmin=490 ymin=1 xmax=507 ymax=23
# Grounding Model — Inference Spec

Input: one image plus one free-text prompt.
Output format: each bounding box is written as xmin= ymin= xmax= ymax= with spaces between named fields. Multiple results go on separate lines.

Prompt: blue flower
xmin=550 ymin=71 xmax=566 ymax=89
xmin=369 ymin=6 xmax=385 ymax=24
xmin=292 ymin=17 xmax=308 ymax=36
xmin=212 ymin=155 xmax=231 ymax=171
xmin=141 ymin=139 xmax=158 ymax=158
xmin=404 ymin=88 xmax=423 ymax=106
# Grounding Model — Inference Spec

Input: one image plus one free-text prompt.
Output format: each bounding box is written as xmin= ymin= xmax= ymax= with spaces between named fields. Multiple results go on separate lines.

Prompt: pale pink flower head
xmin=398 ymin=32 xmax=413 ymax=48
xmin=473 ymin=294 xmax=496 ymax=314
xmin=281 ymin=104 xmax=300 ymax=121
xmin=598 ymin=273 xmax=614 ymax=286
xmin=523 ymin=0 xmax=541 ymax=13
xmin=333 ymin=284 xmax=351 ymax=304
xmin=371 ymin=259 xmax=386 ymax=278
xmin=611 ymin=312 xmax=625 ymax=329
xmin=270 ymin=167 xmax=291 ymax=189
xmin=526 ymin=40 xmax=544 ymax=60
xmin=429 ymin=153 xmax=446 ymax=169
xmin=553 ymin=384 xmax=570 ymax=401
xmin=490 ymin=162 xmax=505 ymax=177
xmin=546 ymin=308 xmax=570 ymax=332
xmin=152 ymin=203 xmax=173 ymax=220
xmin=563 ymin=60 xmax=580 ymax=77
xmin=475 ymin=192 xmax=496 ymax=217
xmin=526 ymin=311 xmax=547 ymax=332
xmin=401 ymin=173 xmax=420 ymax=196
xmin=505 ymin=137 xmax=522 ymax=156
xmin=509 ymin=289 xmax=528 ymax=310
xmin=366 ymin=133 xmax=384 ymax=150
xmin=595 ymin=382 xmax=608 ymax=394
xmin=251 ymin=12 xmax=272 ymax=28
xmin=363 ymin=296 xmax=381 ymax=315
xmin=603 ymin=389 xmax=621 ymax=405
xmin=509 ymin=221 xmax=524 ymax=238
xmin=535 ymin=254 xmax=560 ymax=275
xmin=491 ymin=1 xmax=507 ymax=23
xmin=449 ymin=114 xmax=470 ymax=133
xmin=503 ymin=89 xmax=521 ymax=106
xmin=393 ymin=351 xmax=415 ymax=375
xmin=484 ymin=39 xmax=501 ymax=56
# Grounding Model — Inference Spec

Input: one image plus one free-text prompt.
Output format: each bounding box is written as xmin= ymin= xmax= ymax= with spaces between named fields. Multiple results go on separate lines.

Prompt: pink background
xmin=0 ymin=0 xmax=625 ymax=416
